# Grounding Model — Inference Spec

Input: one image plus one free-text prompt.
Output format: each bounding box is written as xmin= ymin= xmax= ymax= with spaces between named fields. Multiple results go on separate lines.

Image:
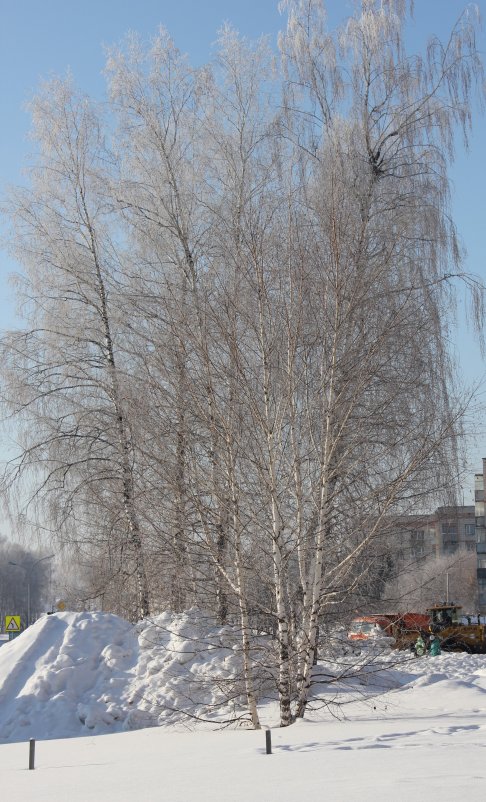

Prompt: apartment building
xmin=475 ymin=459 xmax=486 ymax=611
xmin=388 ymin=463 xmax=486 ymax=609
xmin=397 ymin=505 xmax=476 ymax=562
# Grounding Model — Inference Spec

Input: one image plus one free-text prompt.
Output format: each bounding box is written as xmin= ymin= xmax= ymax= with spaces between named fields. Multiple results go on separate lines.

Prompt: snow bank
xmin=0 ymin=612 xmax=138 ymax=741
xmin=3 ymin=606 xmax=486 ymax=755
xmin=0 ymin=609 xmax=265 ymax=742
xmin=3 ymin=649 xmax=486 ymax=801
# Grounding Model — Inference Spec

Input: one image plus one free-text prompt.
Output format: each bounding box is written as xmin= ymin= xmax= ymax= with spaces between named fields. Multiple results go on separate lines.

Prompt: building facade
xmin=390 ymin=463 xmax=486 ymax=610
xmin=399 ymin=505 xmax=476 ymax=562
xmin=475 ymin=459 xmax=486 ymax=611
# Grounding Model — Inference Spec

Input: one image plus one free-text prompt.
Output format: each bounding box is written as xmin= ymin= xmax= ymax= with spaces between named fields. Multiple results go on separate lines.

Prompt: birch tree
xmin=275 ymin=0 xmax=484 ymax=719
xmin=106 ymin=29 xmax=269 ymax=726
xmin=1 ymin=79 xmax=150 ymax=621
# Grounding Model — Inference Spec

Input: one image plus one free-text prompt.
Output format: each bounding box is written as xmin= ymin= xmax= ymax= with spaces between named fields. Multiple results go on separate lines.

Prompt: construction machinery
xmin=427 ymin=603 xmax=486 ymax=653
xmin=347 ymin=605 xmax=486 ymax=653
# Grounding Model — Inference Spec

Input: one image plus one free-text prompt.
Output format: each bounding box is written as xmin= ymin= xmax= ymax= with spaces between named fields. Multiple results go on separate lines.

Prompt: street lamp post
xmin=9 ymin=554 xmax=55 ymax=626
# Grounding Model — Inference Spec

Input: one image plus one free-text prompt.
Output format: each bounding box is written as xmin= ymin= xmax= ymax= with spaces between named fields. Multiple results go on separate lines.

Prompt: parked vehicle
xmin=347 ymin=615 xmax=396 ymax=642
xmin=348 ymin=612 xmax=430 ymax=650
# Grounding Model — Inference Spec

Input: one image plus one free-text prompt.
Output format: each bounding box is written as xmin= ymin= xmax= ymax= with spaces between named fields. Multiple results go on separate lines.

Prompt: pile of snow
xmin=2 ymin=642 xmax=486 ymax=801
xmin=3 ymin=611 xmax=486 ymax=799
xmin=0 ymin=610 xmax=265 ymax=742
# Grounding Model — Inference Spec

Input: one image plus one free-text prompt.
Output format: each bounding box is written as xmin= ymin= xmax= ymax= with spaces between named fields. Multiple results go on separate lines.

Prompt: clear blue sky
xmin=0 ymin=0 xmax=485 ymax=498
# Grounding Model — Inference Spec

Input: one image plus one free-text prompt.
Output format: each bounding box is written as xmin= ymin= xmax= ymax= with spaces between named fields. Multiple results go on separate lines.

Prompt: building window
xmin=478 ymin=528 xmax=486 ymax=544
xmin=441 ymin=523 xmax=457 ymax=536
xmin=410 ymin=529 xmax=425 ymax=557
xmin=441 ymin=523 xmax=457 ymax=547
xmin=465 ymin=523 xmax=476 ymax=537
xmin=478 ymin=558 xmax=486 ymax=570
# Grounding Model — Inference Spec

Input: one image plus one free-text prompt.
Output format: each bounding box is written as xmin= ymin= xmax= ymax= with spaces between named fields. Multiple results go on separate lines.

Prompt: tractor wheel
xmin=443 ymin=640 xmax=471 ymax=653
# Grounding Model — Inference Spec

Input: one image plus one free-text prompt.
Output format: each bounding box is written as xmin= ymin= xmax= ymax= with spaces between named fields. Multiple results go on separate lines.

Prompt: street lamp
xmin=9 ymin=554 xmax=55 ymax=627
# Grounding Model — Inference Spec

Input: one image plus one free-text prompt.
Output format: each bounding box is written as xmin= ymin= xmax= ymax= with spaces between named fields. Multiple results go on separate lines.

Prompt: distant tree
xmin=0 ymin=538 xmax=52 ymax=627
xmin=385 ymin=549 xmax=478 ymax=612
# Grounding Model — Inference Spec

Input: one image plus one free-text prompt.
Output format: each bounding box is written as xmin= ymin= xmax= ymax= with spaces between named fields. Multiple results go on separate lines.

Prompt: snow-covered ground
xmin=1 ymin=611 xmax=486 ymax=800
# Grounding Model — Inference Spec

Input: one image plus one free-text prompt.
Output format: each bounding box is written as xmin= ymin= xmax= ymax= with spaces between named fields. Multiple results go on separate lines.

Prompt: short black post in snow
xmin=265 ymin=729 xmax=272 ymax=755
xmin=29 ymin=738 xmax=35 ymax=770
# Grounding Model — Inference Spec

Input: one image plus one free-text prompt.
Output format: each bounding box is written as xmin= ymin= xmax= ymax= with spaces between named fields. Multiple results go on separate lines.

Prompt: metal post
xmin=29 ymin=738 xmax=35 ymax=770
xmin=265 ymin=729 xmax=272 ymax=754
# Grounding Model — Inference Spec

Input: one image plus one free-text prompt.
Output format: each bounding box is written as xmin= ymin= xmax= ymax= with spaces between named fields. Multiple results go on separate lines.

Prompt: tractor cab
xmin=427 ymin=603 xmax=461 ymax=631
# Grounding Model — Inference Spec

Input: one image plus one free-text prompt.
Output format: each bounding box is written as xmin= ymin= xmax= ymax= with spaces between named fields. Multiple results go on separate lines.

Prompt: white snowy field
xmin=1 ymin=612 xmax=486 ymax=801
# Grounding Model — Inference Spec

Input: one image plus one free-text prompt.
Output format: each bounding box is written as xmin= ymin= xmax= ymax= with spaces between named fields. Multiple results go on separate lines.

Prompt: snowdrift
xmin=3 ymin=618 xmax=486 ymax=801
xmin=0 ymin=610 xmax=262 ymax=742
xmin=3 ymin=607 xmax=486 ymax=753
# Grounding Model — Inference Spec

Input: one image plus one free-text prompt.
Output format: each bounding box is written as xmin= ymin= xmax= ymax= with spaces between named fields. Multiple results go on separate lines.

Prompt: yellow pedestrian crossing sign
xmin=5 ymin=616 xmax=21 ymax=632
